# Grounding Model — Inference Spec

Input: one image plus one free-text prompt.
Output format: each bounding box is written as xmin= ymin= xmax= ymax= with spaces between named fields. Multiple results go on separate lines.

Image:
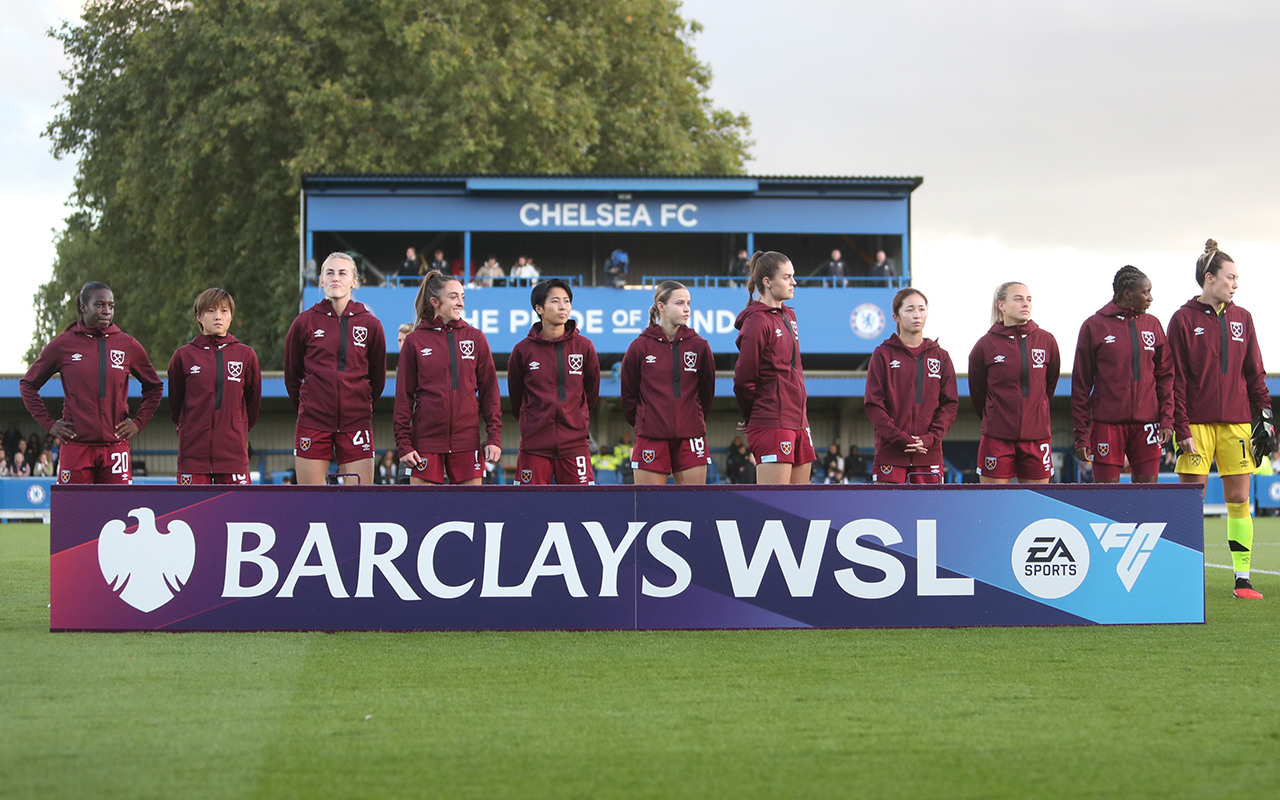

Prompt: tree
xmin=35 ymin=0 xmax=752 ymax=367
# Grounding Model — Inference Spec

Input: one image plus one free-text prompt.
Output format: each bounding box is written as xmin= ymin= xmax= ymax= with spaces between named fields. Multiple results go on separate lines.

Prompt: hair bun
xmin=1204 ymin=238 xmax=1218 ymax=253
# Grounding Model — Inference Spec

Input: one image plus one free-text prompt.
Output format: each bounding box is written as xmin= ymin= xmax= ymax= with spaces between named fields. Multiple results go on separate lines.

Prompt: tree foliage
xmin=35 ymin=0 xmax=752 ymax=367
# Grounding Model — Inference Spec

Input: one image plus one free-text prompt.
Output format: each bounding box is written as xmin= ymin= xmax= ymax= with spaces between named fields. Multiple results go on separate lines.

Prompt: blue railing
xmin=641 ymin=275 xmax=908 ymax=290
xmin=382 ymin=274 xmax=584 ymax=288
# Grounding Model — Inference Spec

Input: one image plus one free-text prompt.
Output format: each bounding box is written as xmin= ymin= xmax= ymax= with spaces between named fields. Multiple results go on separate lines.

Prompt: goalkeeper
xmin=1168 ymin=239 xmax=1274 ymax=599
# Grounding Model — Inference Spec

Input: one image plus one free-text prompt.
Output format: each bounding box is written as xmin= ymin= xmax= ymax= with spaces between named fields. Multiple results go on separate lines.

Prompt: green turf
xmin=3 ymin=520 xmax=1279 ymax=799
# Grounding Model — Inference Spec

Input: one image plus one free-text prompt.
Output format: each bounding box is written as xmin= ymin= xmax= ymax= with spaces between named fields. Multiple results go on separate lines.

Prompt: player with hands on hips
xmin=1167 ymin=239 xmax=1272 ymax=598
xmin=20 ymin=281 xmax=163 ymax=484
xmin=620 ymin=281 xmax=715 ymax=485
xmin=168 ymin=288 xmax=262 ymax=485
xmin=864 ymin=289 xmax=958 ymax=484
xmin=284 ymin=252 xmax=387 ymax=486
xmin=393 ymin=271 xmax=502 ymax=484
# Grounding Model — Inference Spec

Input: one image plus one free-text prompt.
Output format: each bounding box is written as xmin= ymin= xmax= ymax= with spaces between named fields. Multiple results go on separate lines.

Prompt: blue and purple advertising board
xmin=50 ymin=484 xmax=1204 ymax=632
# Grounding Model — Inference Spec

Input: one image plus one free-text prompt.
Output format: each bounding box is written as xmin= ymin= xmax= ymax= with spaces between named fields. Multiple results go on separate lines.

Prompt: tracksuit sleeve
xmin=168 ymin=350 xmax=186 ymax=427
xmin=284 ymin=317 xmax=305 ymax=411
xmin=245 ymin=350 xmax=262 ymax=430
xmin=1154 ymin=324 xmax=1174 ymax=431
xmin=507 ymin=347 xmax=526 ymax=422
xmin=1070 ymin=323 xmax=1095 ymax=450
xmin=863 ymin=350 xmax=911 ymax=447
xmin=1244 ymin=313 xmax=1270 ymax=413
xmin=926 ymin=353 xmax=959 ymax=449
xmin=584 ymin=342 xmax=600 ymax=414
xmin=476 ymin=336 xmax=502 ymax=449
xmin=1167 ymin=314 xmax=1192 ymax=441
xmin=733 ymin=319 xmax=762 ymax=422
xmin=619 ymin=341 xmax=641 ymax=428
xmin=20 ymin=340 xmax=62 ymax=432
xmin=393 ymin=339 xmax=417 ymax=455
xmin=368 ymin=322 xmax=387 ymax=401
xmin=130 ymin=340 xmax=164 ymax=431
xmin=1044 ymin=334 xmax=1061 ymax=399
xmin=698 ymin=340 xmax=716 ymax=420
xmin=967 ymin=341 xmax=988 ymax=420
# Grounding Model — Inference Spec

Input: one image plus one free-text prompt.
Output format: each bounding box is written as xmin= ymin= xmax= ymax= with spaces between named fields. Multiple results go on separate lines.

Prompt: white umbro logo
xmin=645 ymin=355 xmax=657 ymax=364
xmin=889 ymin=359 xmax=901 ymax=369
xmin=1193 ymin=327 xmax=1205 ymax=336
xmin=189 ymin=365 xmax=201 ymax=374
xmin=312 ymin=329 xmax=325 ymax=338
xmin=420 ymin=348 xmax=433 ymax=357
xmin=529 ymin=361 xmax=541 ymax=370
xmin=71 ymin=353 xmax=83 ymax=362
xmin=993 ymin=355 xmax=1006 ymax=363
xmin=1103 ymin=335 xmax=1116 ymax=344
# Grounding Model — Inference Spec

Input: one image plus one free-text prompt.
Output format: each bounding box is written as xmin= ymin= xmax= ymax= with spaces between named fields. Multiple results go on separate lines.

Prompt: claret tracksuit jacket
xmin=168 ymin=333 xmax=262 ymax=474
xmin=1166 ymin=297 xmax=1269 ymax=441
xmin=967 ymin=320 xmax=1060 ymax=441
xmin=507 ymin=320 xmax=600 ymax=457
xmin=864 ymin=334 xmax=958 ymax=468
xmin=620 ymin=324 xmax=715 ymax=440
xmin=1070 ymin=302 xmax=1173 ymax=451
xmin=284 ymin=298 xmax=387 ymax=433
xmin=394 ymin=316 xmax=501 ymax=457
xmin=733 ymin=301 xmax=808 ymax=429
xmin=20 ymin=322 xmax=163 ymax=443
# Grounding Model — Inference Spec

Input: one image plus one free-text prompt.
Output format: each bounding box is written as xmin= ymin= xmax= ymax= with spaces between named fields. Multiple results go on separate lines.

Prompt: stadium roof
xmin=302 ymin=173 xmax=924 ymax=197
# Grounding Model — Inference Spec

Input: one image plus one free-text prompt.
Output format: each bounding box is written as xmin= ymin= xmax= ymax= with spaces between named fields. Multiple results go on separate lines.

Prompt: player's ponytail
xmin=990 ymin=281 xmax=1026 ymax=326
xmin=744 ymin=251 xmax=790 ymax=307
xmin=649 ymin=280 xmax=687 ymax=326
xmin=414 ymin=271 xmax=455 ymax=323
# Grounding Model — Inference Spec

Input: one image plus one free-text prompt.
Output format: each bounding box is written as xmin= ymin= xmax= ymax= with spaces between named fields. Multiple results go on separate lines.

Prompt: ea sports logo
xmin=1011 ymin=519 xmax=1090 ymax=599
xmin=98 ymin=507 xmax=196 ymax=612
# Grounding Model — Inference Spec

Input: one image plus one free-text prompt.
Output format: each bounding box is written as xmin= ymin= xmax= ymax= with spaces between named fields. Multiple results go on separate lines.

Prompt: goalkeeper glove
xmin=1252 ymin=408 xmax=1275 ymax=467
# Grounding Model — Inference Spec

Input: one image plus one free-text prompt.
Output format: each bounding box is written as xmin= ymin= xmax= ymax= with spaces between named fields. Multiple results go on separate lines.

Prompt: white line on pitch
xmin=1207 ymin=563 xmax=1280 ymax=576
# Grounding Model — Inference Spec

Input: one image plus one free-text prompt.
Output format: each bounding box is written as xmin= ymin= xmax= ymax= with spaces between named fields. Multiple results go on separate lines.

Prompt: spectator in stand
xmin=423 ymin=249 xmax=448 ymax=277
xmin=14 ymin=439 xmax=28 ymax=467
xmin=509 ymin=255 xmax=539 ymax=285
xmin=475 ymin=256 xmax=505 ymax=288
xmin=399 ymin=247 xmax=421 ymax=280
xmin=724 ymin=436 xmax=756 ymax=484
xmin=604 ymin=249 xmax=629 ymax=288
xmin=821 ymin=443 xmax=844 ymax=477
xmin=2 ymin=422 xmax=21 ymax=460
xmin=824 ymin=466 xmax=847 ymax=485
xmin=10 ymin=451 xmax=30 ymax=477
xmin=33 ymin=450 xmax=55 ymax=477
xmin=813 ymin=249 xmax=848 ymax=287
xmin=846 ymin=445 xmax=868 ymax=481
xmin=375 ymin=450 xmax=398 ymax=485
xmin=46 ymin=433 xmax=60 ymax=466
xmin=26 ymin=432 xmax=42 ymax=462
xmin=728 ymin=248 xmax=749 ymax=288
xmin=0 ymin=458 xmax=8 ymax=477
xmin=869 ymin=250 xmax=894 ymax=282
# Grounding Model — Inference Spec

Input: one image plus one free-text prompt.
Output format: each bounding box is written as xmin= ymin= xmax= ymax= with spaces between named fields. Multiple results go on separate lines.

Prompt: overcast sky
xmin=3 ymin=0 xmax=1279 ymax=371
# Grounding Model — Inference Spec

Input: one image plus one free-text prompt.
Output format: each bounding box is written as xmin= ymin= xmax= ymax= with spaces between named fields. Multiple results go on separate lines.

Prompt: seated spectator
xmin=604 ymin=249 xmax=629 ymax=288
xmin=375 ymin=450 xmax=399 ymax=485
xmin=26 ymin=432 xmax=42 ymax=462
xmin=813 ymin=249 xmax=848 ymax=287
xmin=475 ymin=256 xmax=505 ymax=288
xmin=824 ymin=466 xmax=847 ymax=485
xmin=33 ymin=451 xmax=55 ymax=477
xmin=399 ymin=247 xmax=421 ymax=279
xmin=10 ymin=451 xmax=30 ymax=478
xmin=509 ymin=256 xmax=540 ymax=284
xmin=868 ymin=250 xmax=894 ymax=281
xmin=845 ymin=445 xmax=868 ymax=480
xmin=46 ymin=434 xmax=60 ymax=465
xmin=2 ymin=422 xmax=21 ymax=458
xmin=728 ymin=248 xmax=749 ymax=288
xmin=821 ymin=443 xmax=844 ymax=477
xmin=424 ymin=249 xmax=448 ymax=276
xmin=725 ymin=436 xmax=756 ymax=484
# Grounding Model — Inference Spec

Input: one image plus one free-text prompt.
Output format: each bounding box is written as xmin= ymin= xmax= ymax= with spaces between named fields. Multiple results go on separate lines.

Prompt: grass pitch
xmin=3 ymin=520 xmax=1279 ymax=799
